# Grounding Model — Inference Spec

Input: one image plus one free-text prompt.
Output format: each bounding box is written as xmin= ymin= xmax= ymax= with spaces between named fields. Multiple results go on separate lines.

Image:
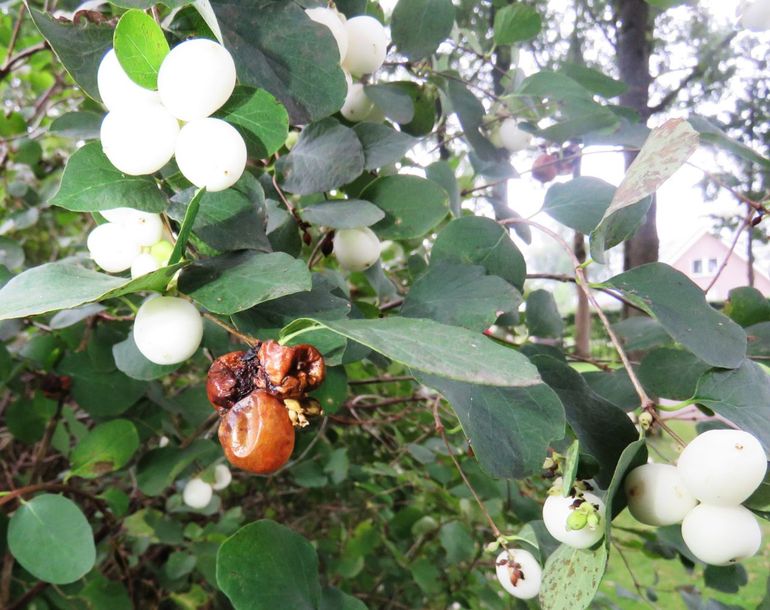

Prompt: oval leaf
xmin=51 ymin=142 xmax=168 ymax=213
xmin=8 ymin=494 xmax=96 ymax=584
xmin=113 ymin=9 xmax=170 ymax=89
xmin=70 ymin=419 xmax=140 ymax=478
xmin=217 ymin=520 xmax=321 ymax=610
xmin=301 ymin=200 xmax=385 ymax=229
xmin=539 ymin=544 xmax=608 ymax=610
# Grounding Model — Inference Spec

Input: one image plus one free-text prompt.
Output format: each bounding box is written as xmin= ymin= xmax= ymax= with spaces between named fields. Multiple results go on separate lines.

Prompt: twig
xmin=706 ymin=207 xmax=753 ymax=294
xmin=349 ymin=375 xmax=415 ymax=386
xmin=201 ymin=312 xmax=258 ymax=346
xmin=29 ymin=398 xmax=64 ymax=484
xmin=499 ymin=216 xmax=686 ymax=447
xmin=431 ymin=397 xmax=503 ymax=541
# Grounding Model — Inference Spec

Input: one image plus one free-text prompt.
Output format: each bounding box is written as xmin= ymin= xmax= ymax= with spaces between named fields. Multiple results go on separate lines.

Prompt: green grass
xmin=599 ymin=421 xmax=770 ymax=608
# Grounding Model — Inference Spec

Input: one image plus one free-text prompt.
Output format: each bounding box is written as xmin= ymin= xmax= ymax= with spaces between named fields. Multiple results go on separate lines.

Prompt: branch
xmin=648 ymin=32 xmax=737 ymax=115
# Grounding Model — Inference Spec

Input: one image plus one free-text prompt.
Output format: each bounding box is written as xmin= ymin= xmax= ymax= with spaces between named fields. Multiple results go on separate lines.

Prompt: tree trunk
xmin=615 ymin=0 xmax=657 ymax=314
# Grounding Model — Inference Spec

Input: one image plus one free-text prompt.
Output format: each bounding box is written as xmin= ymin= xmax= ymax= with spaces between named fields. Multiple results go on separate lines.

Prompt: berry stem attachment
xmin=168 ymin=187 xmax=205 ymax=265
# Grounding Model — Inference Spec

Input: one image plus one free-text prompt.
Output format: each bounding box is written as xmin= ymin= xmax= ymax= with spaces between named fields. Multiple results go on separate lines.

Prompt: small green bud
xmin=638 ymin=411 xmax=654 ymax=430
xmin=566 ymin=510 xmax=588 ymax=531
xmin=485 ymin=540 xmax=500 ymax=553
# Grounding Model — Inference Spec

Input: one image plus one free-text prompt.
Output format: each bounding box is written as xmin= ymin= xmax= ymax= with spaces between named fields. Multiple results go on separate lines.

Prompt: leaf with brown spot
xmin=539 ymin=544 xmax=608 ymax=610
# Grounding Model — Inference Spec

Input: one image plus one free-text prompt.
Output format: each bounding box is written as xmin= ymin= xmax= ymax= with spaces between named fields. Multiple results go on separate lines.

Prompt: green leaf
xmin=539 ymin=544 xmax=608 ymax=610
xmin=320 ymin=587 xmax=367 ymax=610
xmin=431 ymin=216 xmax=526 ymax=290
xmin=391 ymin=0 xmax=455 ymax=60
xmin=725 ymin=286 xmax=770 ymax=327
xmin=589 ymin=195 xmax=652 ymax=263
xmin=28 ymin=8 xmax=113 ymax=103
xmin=603 ymin=437 xmax=647 ymax=525
xmin=689 ymin=114 xmax=770 ymax=170
xmin=277 ymin=118 xmax=365 ymax=195
xmin=526 ymin=289 xmax=564 ymax=338
xmin=363 ymin=83 xmax=415 ymax=123
xmin=0 ymin=262 xmax=181 ymax=320
xmin=216 ymin=520 xmax=321 ymax=610
xmin=543 ymin=177 xmax=615 ymax=235
xmin=215 ymin=86 xmax=289 ymax=158
xmin=493 ymin=4 xmax=542 ymax=45
xmin=747 ymin=322 xmax=770 ymax=358
xmin=179 ymin=251 xmax=311 ymax=315
xmin=59 ymin=352 xmax=147 ymax=417
xmin=601 ymin=263 xmax=746 ymax=369
xmin=402 ymin=263 xmax=521 ymax=332
xmin=113 ymin=331 xmax=180 ymax=380
xmin=169 ymin=175 xmax=270 ymax=252
xmin=50 ymin=111 xmax=103 ymax=140
xmin=638 ymin=347 xmax=711 ymax=401
xmin=596 ymin=119 xmax=699 ymax=251
xmin=169 ymin=187 xmax=205 ymax=266
xmin=418 ymin=373 xmax=565 ymax=478
xmin=113 ymin=9 xmax=170 ymax=89
xmin=70 ymin=419 xmax=140 ymax=478
xmin=612 ymin=316 xmax=672 ymax=352
xmin=352 ymin=123 xmax=417 ymax=171
xmin=532 ymin=355 xmax=639 ymax=488
xmin=363 ymin=175 xmax=449 ymax=240
xmin=8 ymin=494 xmax=96 ymax=584
xmin=282 ymin=317 xmax=542 ymax=388
xmin=6 ymin=395 xmax=57 ymax=445
xmin=211 ymin=0 xmax=347 ymax=123
xmin=583 ymin=369 xmax=642 ymax=411
xmin=426 ymin=161 xmax=460 ymax=217
xmin=300 ymin=200 xmax=384 ymax=229
xmin=136 ymin=440 xmax=221 ymax=496
xmin=439 ymin=521 xmax=476 ymax=564
xmin=560 ymin=63 xmax=627 ymax=98
xmin=51 ymin=142 xmax=168 ymax=213
xmin=693 ymin=359 xmax=770 ymax=450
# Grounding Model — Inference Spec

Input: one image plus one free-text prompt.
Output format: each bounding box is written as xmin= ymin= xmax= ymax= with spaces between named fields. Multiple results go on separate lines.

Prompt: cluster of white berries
xmin=626 ymin=429 xmax=766 ymax=566
xmin=182 ymin=464 xmax=233 ymax=509
xmin=87 ymin=207 xmax=173 ymax=278
xmin=305 ymin=8 xmax=388 ymax=123
xmin=98 ymin=39 xmax=246 ymax=192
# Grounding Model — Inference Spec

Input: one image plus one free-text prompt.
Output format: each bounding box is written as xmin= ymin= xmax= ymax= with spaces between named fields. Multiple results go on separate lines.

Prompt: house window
xmin=692 ymin=259 xmax=702 ymax=275
xmin=708 ymin=258 xmax=718 ymax=273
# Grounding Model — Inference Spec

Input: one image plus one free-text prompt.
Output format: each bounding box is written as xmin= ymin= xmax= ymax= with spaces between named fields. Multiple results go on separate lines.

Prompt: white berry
xmin=157 ymin=38 xmax=237 ymax=121
xmin=100 ymin=103 xmax=179 ymax=175
xmin=97 ymin=48 xmax=160 ymax=111
xmin=182 ymin=477 xmax=213 ymax=509
xmin=101 ymin=207 xmax=164 ymax=247
xmin=342 ymin=16 xmax=388 ymax=76
xmin=175 ymin=118 xmax=247 ymax=192
xmin=87 ymin=223 xmax=141 ymax=273
xmin=497 ymin=118 xmax=532 ymax=152
xmin=495 ymin=549 xmax=542 ymax=600
xmin=624 ymin=463 xmax=698 ymax=526
xmin=741 ymin=0 xmax=770 ymax=31
xmin=130 ymin=252 xmax=161 ymax=279
xmin=681 ymin=504 xmax=762 ymax=566
xmin=542 ymin=492 xmax=606 ymax=549
xmin=341 ymin=83 xmax=374 ymax=122
xmin=211 ymin=464 xmax=232 ymax=491
xmin=677 ymin=429 xmax=767 ymax=506
xmin=333 ymin=227 xmax=381 ymax=271
xmin=305 ymin=7 xmax=348 ymax=61
xmin=133 ymin=296 xmax=203 ymax=365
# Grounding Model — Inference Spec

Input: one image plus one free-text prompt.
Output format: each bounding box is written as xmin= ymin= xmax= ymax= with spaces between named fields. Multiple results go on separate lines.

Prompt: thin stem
xmin=498 ymin=216 xmax=686 ymax=448
xmin=431 ymin=397 xmax=504 ymax=542
xmin=201 ymin=312 xmax=258 ymax=346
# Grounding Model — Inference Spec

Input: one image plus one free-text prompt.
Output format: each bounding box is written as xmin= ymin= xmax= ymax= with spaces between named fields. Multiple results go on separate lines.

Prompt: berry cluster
xmin=98 ymin=39 xmax=246 ymax=191
xmin=87 ymin=207 xmax=173 ymax=278
xmin=626 ymin=429 xmax=767 ymax=566
xmin=206 ymin=341 xmax=326 ymax=474
xmin=182 ymin=463 xmax=232 ymax=510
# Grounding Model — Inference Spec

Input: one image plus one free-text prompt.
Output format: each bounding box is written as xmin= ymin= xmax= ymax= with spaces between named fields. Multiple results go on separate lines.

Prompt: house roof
xmin=665 ymin=228 xmax=770 ymax=285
